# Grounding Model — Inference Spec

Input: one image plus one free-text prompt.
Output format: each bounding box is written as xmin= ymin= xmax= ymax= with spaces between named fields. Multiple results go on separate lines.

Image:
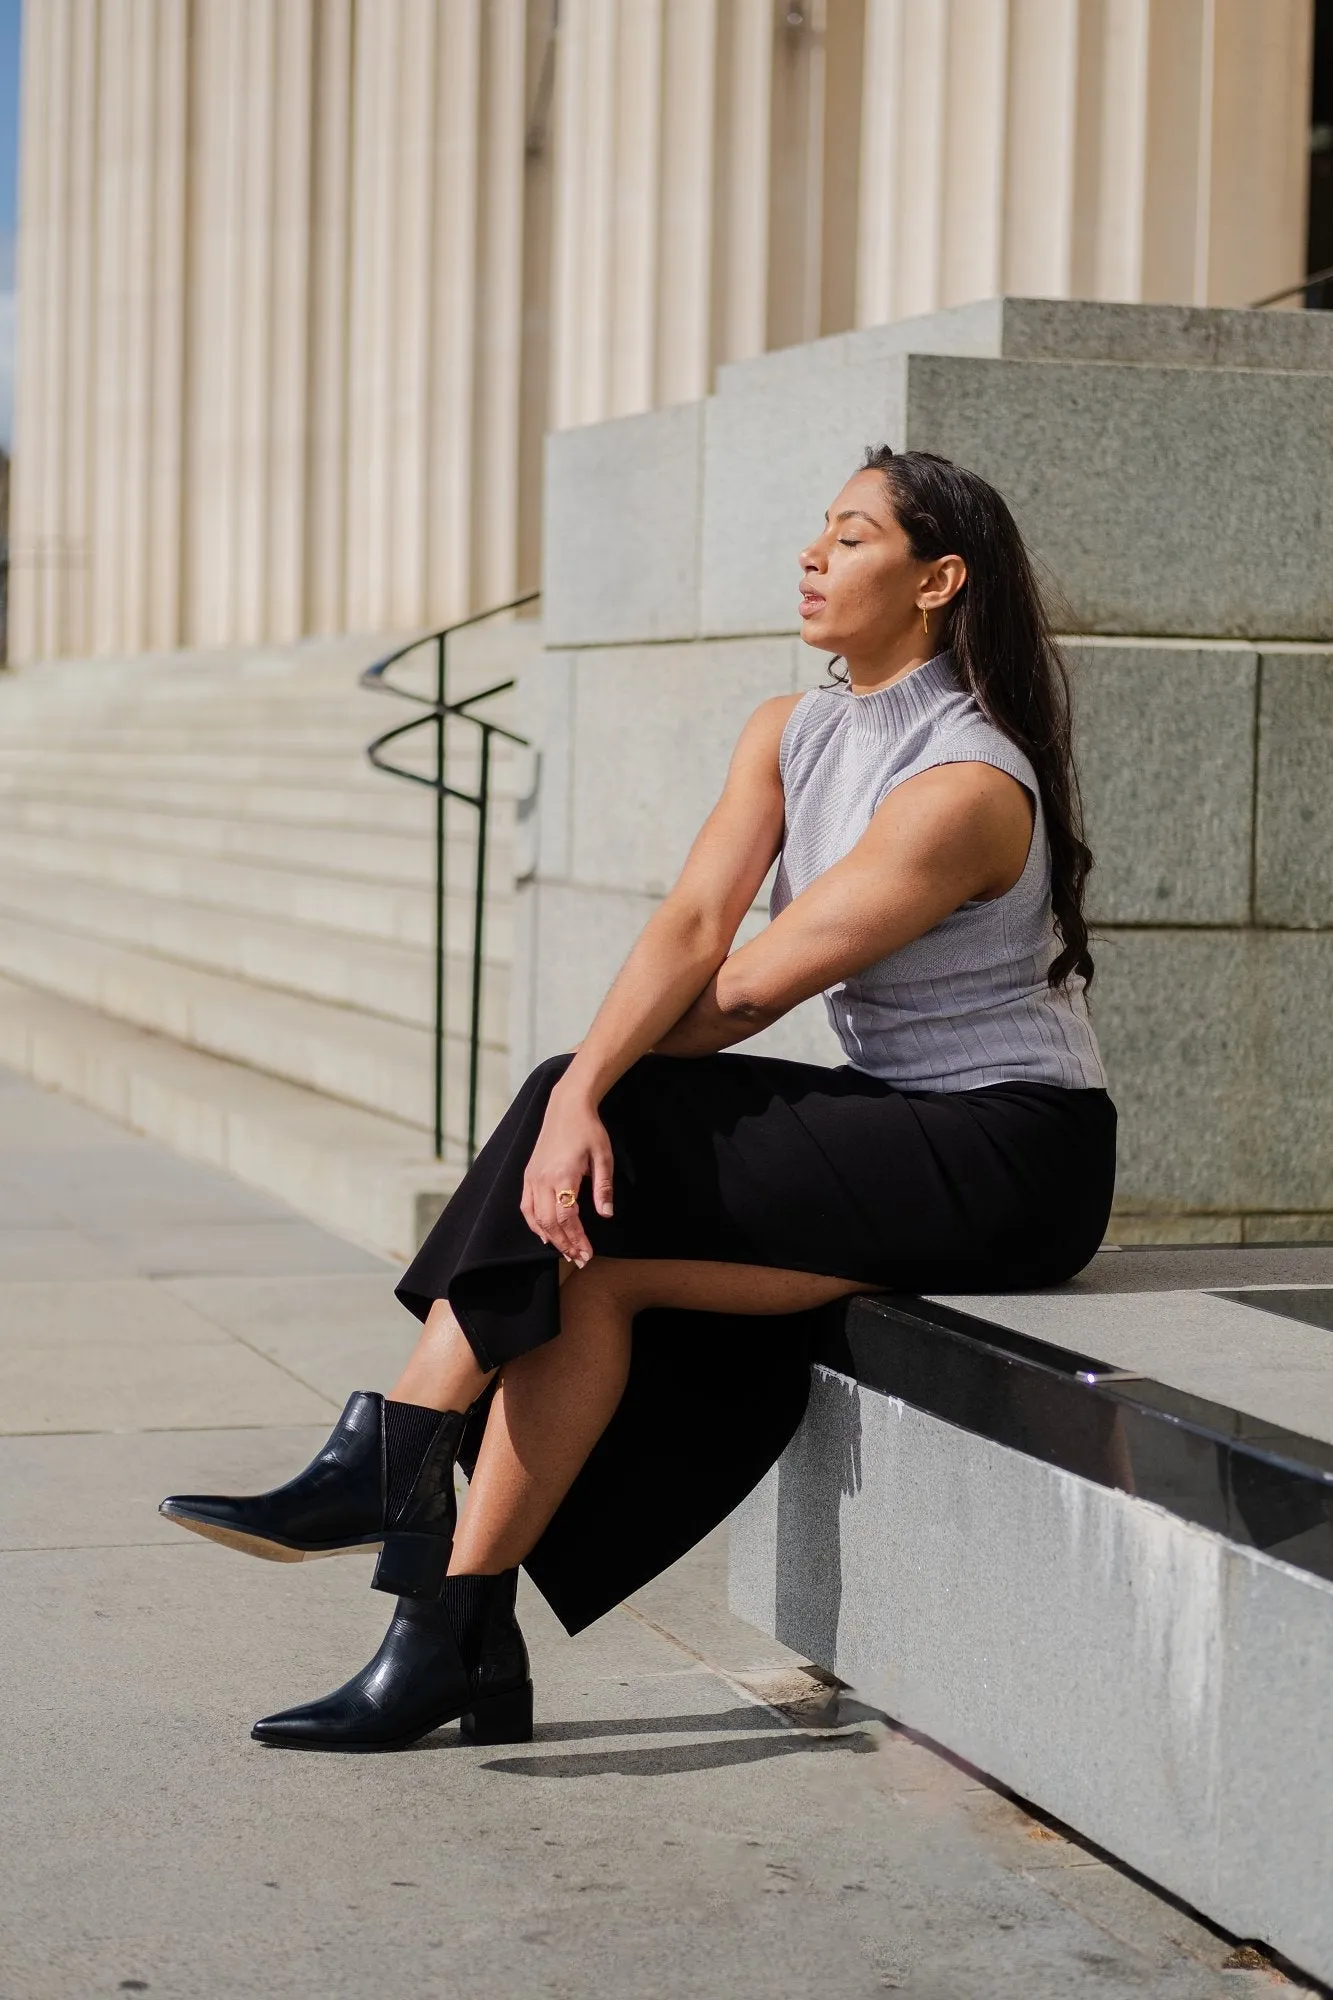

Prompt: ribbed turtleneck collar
xmin=835 ymin=648 xmax=962 ymax=740
xmin=820 ymin=644 xmax=956 ymax=740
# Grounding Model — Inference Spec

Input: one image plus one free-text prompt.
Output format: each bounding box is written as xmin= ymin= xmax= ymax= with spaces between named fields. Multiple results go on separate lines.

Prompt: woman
xmin=161 ymin=447 xmax=1116 ymax=1752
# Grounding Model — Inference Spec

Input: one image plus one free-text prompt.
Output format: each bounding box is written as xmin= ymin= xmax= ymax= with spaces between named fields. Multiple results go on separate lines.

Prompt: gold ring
xmin=555 ymin=1188 xmax=578 ymax=1209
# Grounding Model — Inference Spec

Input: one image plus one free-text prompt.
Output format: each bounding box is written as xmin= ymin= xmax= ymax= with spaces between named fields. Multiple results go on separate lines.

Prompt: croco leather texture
xmin=158 ymin=1392 xmax=466 ymax=1561
xmin=251 ymin=1570 xmax=531 ymax=1751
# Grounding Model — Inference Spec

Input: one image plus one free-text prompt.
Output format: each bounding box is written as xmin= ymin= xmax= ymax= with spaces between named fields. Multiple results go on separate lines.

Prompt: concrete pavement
xmin=0 ymin=1067 xmax=1317 ymax=2000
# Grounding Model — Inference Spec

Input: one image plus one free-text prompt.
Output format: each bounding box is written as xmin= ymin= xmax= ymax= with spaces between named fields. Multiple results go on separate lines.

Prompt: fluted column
xmin=939 ymin=0 xmax=1008 ymax=305
xmin=892 ymin=0 xmax=947 ymax=318
xmin=854 ymin=0 xmax=1312 ymax=327
xmin=386 ymin=0 xmax=439 ymax=631
xmin=146 ymin=0 xmax=187 ymax=651
xmin=819 ymin=0 xmax=865 ymax=337
xmin=767 ymin=0 xmax=826 ymax=351
xmin=656 ymin=0 xmax=717 ymax=406
xmin=58 ymin=0 xmax=97 ymax=657
xmin=1198 ymin=0 xmax=1312 ymax=307
xmin=1003 ymin=0 xmax=1082 ymax=299
xmin=266 ymin=0 xmax=313 ymax=641
xmin=607 ymin=0 xmax=662 ymax=417
xmin=856 ymin=0 xmax=903 ymax=329
xmin=7 ymin=0 xmax=1318 ymax=663
xmin=86 ymin=0 xmax=127 ymax=653
xmin=471 ymin=0 xmax=527 ymax=609
xmin=710 ymin=0 xmax=771 ymax=366
xmin=183 ymin=0 xmax=243 ymax=646
xmin=424 ymin=0 xmax=481 ymax=625
xmin=10 ymin=0 xmax=54 ymax=661
xmin=303 ymin=0 xmax=352 ymax=635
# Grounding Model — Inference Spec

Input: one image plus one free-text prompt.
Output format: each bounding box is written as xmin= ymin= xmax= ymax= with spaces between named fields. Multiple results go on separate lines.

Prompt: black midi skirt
xmin=397 ymin=1050 xmax=1117 ymax=1634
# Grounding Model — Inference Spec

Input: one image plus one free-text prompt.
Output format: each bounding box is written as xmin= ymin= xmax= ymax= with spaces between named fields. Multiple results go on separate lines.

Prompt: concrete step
xmin=0 ymin=871 xmax=509 ymax=1033
xmin=0 ymin=824 xmax=517 ymax=952
xmin=0 ymin=735 xmax=518 ymax=781
xmin=0 ymin=876 xmax=510 ymax=1040
xmin=0 ymin=972 xmax=460 ymax=1260
xmin=0 ymin=745 xmax=442 ymax=787
xmin=0 ymin=622 xmax=542 ymax=1245
xmin=0 ymin=617 xmax=539 ymax=706
xmin=0 ymin=766 xmax=441 ymax=831
xmin=0 ymin=792 xmax=482 ymax=888
xmin=0 ymin=741 xmax=529 ymax=806
xmin=0 ymin=911 xmax=510 ymax=1139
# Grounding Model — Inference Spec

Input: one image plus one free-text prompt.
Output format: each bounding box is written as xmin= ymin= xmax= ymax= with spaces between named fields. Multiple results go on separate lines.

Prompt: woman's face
xmin=796 ymin=468 xmax=958 ymax=659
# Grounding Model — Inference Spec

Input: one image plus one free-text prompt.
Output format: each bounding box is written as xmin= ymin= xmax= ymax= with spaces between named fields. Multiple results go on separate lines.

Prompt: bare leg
xmin=387 ymin=1297 xmax=495 ymax=1414
xmin=449 ymin=1258 xmax=871 ymax=1575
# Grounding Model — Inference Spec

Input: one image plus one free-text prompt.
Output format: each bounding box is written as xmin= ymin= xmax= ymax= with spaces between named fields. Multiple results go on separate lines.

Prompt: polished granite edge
xmin=1215 ymin=1286 xmax=1333 ymax=1334
xmin=817 ymin=1295 xmax=1333 ymax=1588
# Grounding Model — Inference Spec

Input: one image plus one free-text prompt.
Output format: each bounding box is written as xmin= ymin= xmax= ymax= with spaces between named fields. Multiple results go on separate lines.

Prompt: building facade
xmin=9 ymin=0 xmax=1316 ymax=665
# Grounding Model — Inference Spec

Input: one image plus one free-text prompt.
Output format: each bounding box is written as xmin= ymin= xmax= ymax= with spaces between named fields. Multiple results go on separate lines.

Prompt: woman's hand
xmin=520 ymin=1084 xmax=616 ymax=1266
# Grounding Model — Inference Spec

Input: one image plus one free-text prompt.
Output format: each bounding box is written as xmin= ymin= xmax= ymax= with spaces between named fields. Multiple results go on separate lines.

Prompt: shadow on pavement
xmin=477 ymin=1728 xmax=880 ymax=1780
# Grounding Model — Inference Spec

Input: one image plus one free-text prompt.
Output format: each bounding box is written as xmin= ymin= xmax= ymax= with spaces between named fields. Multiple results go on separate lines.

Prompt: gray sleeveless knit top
xmin=769 ymin=649 xmax=1107 ymax=1093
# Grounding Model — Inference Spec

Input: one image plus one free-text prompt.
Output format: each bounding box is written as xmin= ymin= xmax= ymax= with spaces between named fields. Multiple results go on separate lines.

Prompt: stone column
xmin=470 ymin=0 xmax=527 ymax=611
xmin=854 ymin=0 xmax=1313 ymax=325
xmin=303 ymin=0 xmax=353 ymax=636
xmin=146 ymin=0 xmax=187 ymax=652
xmin=266 ymin=0 xmax=313 ymax=642
xmin=607 ymin=0 xmax=662 ymax=418
xmin=10 ymin=0 xmax=53 ymax=662
xmin=709 ymin=0 xmax=772 ymax=367
xmin=656 ymin=0 xmax=717 ymax=406
xmin=386 ymin=0 xmax=439 ymax=632
xmin=6 ymin=0 xmax=1317 ymax=662
xmin=424 ymin=0 xmax=481 ymax=626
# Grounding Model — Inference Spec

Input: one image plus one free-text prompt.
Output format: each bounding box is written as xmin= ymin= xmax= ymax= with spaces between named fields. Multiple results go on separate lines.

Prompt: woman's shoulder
xmin=935 ymin=685 xmax=1040 ymax=787
xmin=775 ymin=685 xmax=848 ymax=779
xmin=734 ymin=690 xmax=807 ymax=762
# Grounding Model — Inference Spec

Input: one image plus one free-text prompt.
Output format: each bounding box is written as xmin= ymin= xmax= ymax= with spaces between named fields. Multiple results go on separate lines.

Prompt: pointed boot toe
xmin=251 ymin=1696 xmax=352 ymax=1750
xmin=159 ymin=1393 xmax=468 ymax=1595
xmin=250 ymin=1574 xmax=533 ymax=1753
xmin=158 ymin=1495 xmax=310 ymax=1563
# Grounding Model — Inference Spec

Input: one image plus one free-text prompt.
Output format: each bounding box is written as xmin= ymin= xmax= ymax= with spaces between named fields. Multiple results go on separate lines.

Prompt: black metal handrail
xmin=1248 ymin=262 xmax=1333 ymax=309
xmin=361 ymin=591 xmax=539 ymax=1164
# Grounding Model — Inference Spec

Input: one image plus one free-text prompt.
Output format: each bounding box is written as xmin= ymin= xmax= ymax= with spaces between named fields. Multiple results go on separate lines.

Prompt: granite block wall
xmin=729 ymin=1367 xmax=1333 ymax=1985
xmin=520 ymin=300 xmax=1333 ymax=1243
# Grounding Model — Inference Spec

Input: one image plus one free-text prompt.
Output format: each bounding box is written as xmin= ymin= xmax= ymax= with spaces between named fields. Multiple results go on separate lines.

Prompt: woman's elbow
xmin=714 ymin=965 xmax=783 ymax=1029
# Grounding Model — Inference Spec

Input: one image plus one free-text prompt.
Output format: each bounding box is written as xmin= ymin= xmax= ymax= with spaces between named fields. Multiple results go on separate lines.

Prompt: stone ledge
xmin=730 ymin=1266 xmax=1333 ymax=1986
xmin=716 ymin=296 xmax=1333 ymax=393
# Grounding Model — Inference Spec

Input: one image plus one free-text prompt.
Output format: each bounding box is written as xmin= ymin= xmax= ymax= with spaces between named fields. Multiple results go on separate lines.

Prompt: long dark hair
xmin=851 ymin=446 xmax=1094 ymax=992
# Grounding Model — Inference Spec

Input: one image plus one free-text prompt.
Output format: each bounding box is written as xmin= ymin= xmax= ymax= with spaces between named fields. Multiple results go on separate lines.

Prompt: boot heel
xmin=460 ymin=1681 xmax=534 ymax=1745
xmin=372 ymin=1531 xmax=449 ymax=1599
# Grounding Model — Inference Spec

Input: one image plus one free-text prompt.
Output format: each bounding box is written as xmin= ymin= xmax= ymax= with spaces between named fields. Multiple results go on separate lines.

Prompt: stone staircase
xmin=0 ymin=618 xmax=541 ymax=1259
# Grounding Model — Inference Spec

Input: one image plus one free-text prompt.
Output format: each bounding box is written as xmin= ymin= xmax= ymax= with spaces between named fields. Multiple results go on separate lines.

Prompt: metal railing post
xmin=467 ymin=725 xmax=493 ymax=1164
xmin=433 ymin=630 xmax=447 ymax=1160
xmin=360 ymin=589 xmax=538 ymax=1163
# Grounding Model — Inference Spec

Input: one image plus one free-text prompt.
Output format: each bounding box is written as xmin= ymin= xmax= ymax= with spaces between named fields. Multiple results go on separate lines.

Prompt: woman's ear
xmin=929 ymin=553 xmax=967 ymax=609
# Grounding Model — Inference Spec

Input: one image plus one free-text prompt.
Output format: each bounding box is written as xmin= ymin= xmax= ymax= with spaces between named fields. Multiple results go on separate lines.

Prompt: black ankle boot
xmin=250 ymin=1570 xmax=533 ymax=1753
xmin=158 ymin=1392 xmax=467 ymax=1598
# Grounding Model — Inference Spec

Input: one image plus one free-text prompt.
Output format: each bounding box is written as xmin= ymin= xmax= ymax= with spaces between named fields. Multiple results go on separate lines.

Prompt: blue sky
xmin=0 ymin=0 xmax=19 ymax=450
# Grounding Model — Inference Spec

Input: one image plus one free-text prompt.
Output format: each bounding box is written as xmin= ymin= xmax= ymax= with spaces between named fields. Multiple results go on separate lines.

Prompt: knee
xmin=561 ymin=1255 xmax=644 ymax=1314
xmin=521 ymin=1051 xmax=576 ymax=1103
xmin=528 ymin=1051 xmax=575 ymax=1086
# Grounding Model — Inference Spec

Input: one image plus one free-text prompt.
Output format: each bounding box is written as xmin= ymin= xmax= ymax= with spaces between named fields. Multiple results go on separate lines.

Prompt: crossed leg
xmin=387 ymin=1259 xmax=872 ymax=1577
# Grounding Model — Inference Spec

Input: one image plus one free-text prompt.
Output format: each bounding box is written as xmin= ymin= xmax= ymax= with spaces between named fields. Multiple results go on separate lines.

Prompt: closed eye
xmin=838 ymin=538 xmax=860 ymax=547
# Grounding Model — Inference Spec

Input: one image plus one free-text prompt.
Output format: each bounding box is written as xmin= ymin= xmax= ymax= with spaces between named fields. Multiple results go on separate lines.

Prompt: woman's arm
xmin=520 ymin=694 xmax=797 ymax=1260
xmin=655 ymin=760 xmax=1035 ymax=1056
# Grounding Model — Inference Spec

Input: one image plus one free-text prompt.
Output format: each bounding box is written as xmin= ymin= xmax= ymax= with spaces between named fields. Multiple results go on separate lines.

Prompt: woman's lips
xmin=798 ymin=594 xmax=825 ymax=619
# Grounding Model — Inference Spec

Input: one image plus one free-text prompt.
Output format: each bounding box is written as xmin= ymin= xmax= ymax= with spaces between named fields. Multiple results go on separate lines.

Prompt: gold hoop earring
xmin=921 ymin=605 xmax=929 ymax=636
